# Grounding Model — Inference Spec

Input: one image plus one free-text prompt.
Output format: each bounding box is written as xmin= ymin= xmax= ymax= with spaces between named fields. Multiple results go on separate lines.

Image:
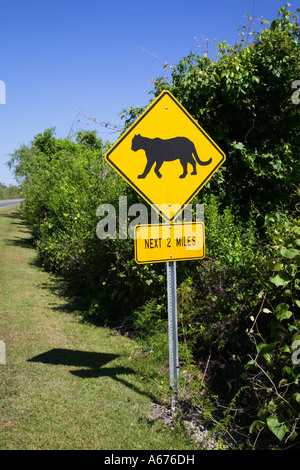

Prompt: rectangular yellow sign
xmin=134 ymin=222 xmax=205 ymax=264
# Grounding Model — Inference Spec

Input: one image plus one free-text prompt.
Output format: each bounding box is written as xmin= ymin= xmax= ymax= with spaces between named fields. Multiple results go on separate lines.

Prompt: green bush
xmin=0 ymin=183 xmax=20 ymax=199
xmin=245 ymin=216 xmax=300 ymax=447
xmin=140 ymin=5 xmax=300 ymax=218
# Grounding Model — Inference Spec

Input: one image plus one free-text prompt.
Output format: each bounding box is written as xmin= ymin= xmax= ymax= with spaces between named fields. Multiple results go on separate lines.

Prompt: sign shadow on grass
xmin=28 ymin=348 xmax=156 ymax=401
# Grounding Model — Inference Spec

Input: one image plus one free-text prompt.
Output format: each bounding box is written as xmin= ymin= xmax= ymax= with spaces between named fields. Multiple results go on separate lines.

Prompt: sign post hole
xmin=166 ymin=260 xmax=179 ymax=411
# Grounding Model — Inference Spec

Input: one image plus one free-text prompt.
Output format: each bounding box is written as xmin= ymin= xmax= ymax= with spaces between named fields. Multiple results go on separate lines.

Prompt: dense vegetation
xmin=0 ymin=182 xmax=20 ymax=199
xmin=8 ymin=5 xmax=300 ymax=449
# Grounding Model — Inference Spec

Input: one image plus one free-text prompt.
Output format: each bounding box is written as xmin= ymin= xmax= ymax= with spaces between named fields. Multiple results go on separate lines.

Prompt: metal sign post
xmin=166 ymin=260 xmax=179 ymax=411
xmin=104 ymin=90 xmax=226 ymax=413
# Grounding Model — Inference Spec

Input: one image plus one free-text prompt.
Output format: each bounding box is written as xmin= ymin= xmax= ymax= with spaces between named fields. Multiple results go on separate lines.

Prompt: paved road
xmin=0 ymin=199 xmax=24 ymax=208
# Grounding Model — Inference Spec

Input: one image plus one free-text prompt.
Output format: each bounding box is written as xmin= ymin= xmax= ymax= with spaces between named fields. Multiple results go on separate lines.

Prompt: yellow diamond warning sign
xmin=105 ymin=91 xmax=225 ymax=222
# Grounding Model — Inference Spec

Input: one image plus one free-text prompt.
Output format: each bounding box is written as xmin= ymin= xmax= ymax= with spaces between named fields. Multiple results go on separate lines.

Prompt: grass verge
xmin=0 ymin=205 xmax=195 ymax=450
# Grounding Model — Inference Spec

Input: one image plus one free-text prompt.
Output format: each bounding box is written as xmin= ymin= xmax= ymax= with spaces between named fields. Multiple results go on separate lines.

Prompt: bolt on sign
xmin=105 ymin=90 xmax=226 ymax=223
xmin=134 ymin=222 xmax=205 ymax=264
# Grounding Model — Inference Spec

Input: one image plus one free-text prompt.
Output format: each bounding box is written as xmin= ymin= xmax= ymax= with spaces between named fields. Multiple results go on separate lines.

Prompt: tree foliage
xmin=0 ymin=183 xmax=20 ymax=199
xmin=149 ymin=5 xmax=300 ymax=216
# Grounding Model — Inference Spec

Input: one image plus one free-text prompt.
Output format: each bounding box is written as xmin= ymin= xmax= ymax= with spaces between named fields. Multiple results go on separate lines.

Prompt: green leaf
xmin=285 ymin=264 xmax=297 ymax=277
xmin=267 ymin=416 xmax=288 ymax=441
xmin=263 ymin=352 xmax=272 ymax=362
xmin=267 ymin=399 xmax=277 ymax=413
xmin=270 ymin=274 xmax=290 ymax=288
xmin=249 ymin=420 xmax=265 ymax=434
xmin=282 ymin=365 xmax=291 ymax=376
xmin=276 ymin=302 xmax=290 ymax=313
xmin=292 ymin=225 xmax=300 ymax=235
xmin=274 ymin=263 xmax=284 ymax=272
xmin=245 ymin=359 xmax=254 ymax=369
xmin=276 ymin=303 xmax=293 ymax=321
xmin=257 ymin=342 xmax=267 ymax=353
xmin=213 ymin=73 xmax=221 ymax=83
xmin=279 ymin=378 xmax=288 ymax=387
xmin=293 ymin=393 xmax=300 ymax=404
xmin=277 ymin=311 xmax=293 ymax=321
xmin=265 ymin=260 xmax=285 ymax=271
xmin=265 ymin=259 xmax=276 ymax=270
xmin=257 ymin=342 xmax=277 ymax=358
xmin=280 ymin=246 xmax=299 ymax=259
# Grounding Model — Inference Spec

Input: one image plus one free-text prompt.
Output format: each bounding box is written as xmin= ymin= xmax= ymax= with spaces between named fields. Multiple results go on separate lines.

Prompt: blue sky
xmin=0 ymin=0 xmax=295 ymax=185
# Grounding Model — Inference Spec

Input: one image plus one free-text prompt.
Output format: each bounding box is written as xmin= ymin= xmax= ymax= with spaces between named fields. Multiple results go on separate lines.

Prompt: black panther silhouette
xmin=131 ymin=134 xmax=212 ymax=179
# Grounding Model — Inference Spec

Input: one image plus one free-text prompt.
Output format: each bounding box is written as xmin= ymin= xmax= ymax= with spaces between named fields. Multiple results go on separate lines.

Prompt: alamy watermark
xmin=292 ymin=80 xmax=300 ymax=105
xmin=0 ymin=80 xmax=6 ymax=104
xmin=0 ymin=341 xmax=6 ymax=364
xmin=96 ymin=197 xmax=204 ymax=240
xmin=292 ymin=340 xmax=300 ymax=365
